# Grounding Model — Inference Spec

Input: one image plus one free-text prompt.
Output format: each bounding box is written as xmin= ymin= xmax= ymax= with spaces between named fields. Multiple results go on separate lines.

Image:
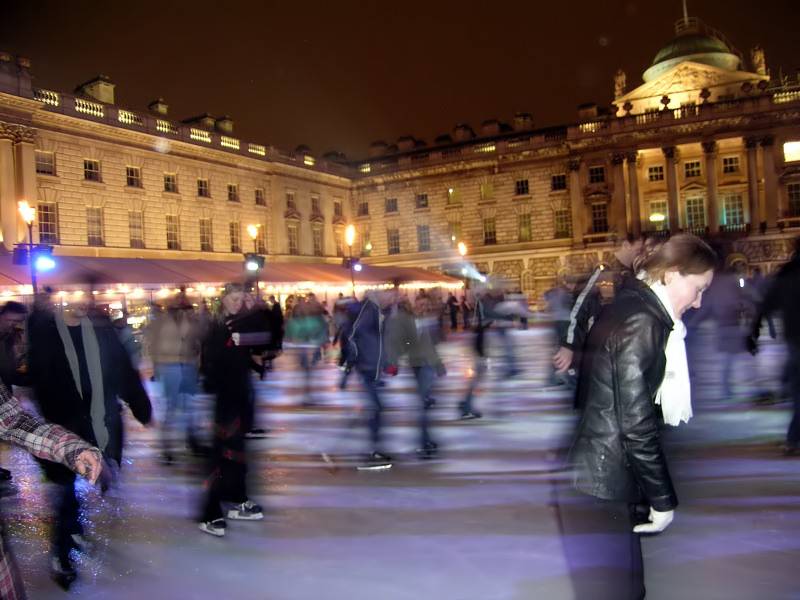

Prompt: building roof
xmin=651 ymin=33 xmax=732 ymax=67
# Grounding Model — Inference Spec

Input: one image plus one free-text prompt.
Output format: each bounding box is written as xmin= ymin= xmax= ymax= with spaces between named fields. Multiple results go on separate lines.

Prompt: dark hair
xmin=222 ymin=282 xmax=245 ymax=296
xmin=636 ymin=233 xmax=717 ymax=283
xmin=0 ymin=301 xmax=27 ymax=316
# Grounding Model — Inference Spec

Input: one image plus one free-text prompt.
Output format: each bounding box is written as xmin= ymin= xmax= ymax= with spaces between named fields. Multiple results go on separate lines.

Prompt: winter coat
xmin=147 ymin=309 xmax=203 ymax=365
xmin=342 ymin=297 xmax=385 ymax=381
xmin=385 ymin=311 xmax=443 ymax=369
xmin=569 ymin=280 xmax=678 ymax=512
xmin=753 ymin=255 xmax=800 ymax=348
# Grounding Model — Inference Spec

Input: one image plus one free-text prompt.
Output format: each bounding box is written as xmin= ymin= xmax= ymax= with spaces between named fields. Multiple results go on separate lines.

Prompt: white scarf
xmin=648 ymin=281 xmax=692 ymax=426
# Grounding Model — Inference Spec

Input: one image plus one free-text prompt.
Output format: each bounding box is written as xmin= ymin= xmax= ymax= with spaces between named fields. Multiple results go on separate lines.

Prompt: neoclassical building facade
xmin=0 ymin=16 xmax=799 ymax=304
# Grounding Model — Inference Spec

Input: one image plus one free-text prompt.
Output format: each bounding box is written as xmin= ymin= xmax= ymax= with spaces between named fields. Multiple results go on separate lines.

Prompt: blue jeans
xmin=359 ymin=370 xmax=384 ymax=451
xmin=413 ymin=366 xmax=436 ymax=447
xmin=156 ymin=362 xmax=198 ymax=454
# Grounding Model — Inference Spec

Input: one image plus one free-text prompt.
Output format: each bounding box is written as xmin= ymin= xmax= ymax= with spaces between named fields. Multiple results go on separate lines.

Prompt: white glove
xmin=633 ymin=507 xmax=674 ymax=534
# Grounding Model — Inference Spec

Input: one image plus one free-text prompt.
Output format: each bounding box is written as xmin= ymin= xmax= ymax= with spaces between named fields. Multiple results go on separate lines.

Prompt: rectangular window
xmin=333 ymin=199 xmax=343 ymax=217
xmin=197 ymin=178 xmax=210 ymax=198
xmin=684 ymin=161 xmax=702 ymax=178
xmin=229 ymin=222 xmax=241 ymax=253
xmin=357 ymin=199 xmax=369 ymax=216
xmin=685 ymin=196 xmax=706 ymax=228
xmin=199 ymin=218 xmax=213 ymax=252
xmin=554 ymin=209 xmax=572 ymax=238
xmin=649 ymin=199 xmax=668 ymax=231
xmin=129 ymin=211 xmax=145 ymax=248
xmin=387 ymin=228 xmax=400 ymax=255
xmin=126 ymin=166 xmax=142 ymax=188
xmin=448 ymin=221 xmax=462 ymax=246
xmin=478 ymin=183 xmax=492 ymax=202
xmin=784 ymin=141 xmax=800 ymax=163
xmin=648 ymin=165 xmax=664 ymax=182
xmin=286 ymin=191 xmax=296 ymax=211
xmin=35 ymin=150 xmax=56 ymax=175
xmin=483 ymin=217 xmax=497 ymax=245
xmin=312 ymin=226 xmax=324 ymax=256
xmin=515 ymin=179 xmax=530 ymax=196
xmin=385 ymin=197 xmax=398 ymax=213
xmin=551 ymin=174 xmax=567 ymax=191
xmin=164 ymin=173 xmax=178 ymax=193
xmin=166 ymin=215 xmax=180 ymax=250
xmin=287 ymin=223 xmax=299 ymax=255
xmin=722 ymin=156 xmax=740 ymax=174
xmin=722 ymin=193 xmax=744 ymax=226
xmin=415 ymin=193 xmax=429 ymax=209
xmin=591 ymin=202 xmax=609 ymax=233
xmin=311 ymin=195 xmax=321 ymax=215
xmin=788 ymin=183 xmax=800 ymax=217
xmin=86 ymin=207 xmax=104 ymax=246
xmin=83 ymin=159 xmax=101 ymax=182
xmin=227 ymin=184 xmax=239 ymax=202
xmin=360 ymin=225 xmax=371 ymax=255
xmin=256 ymin=225 xmax=267 ymax=254
xmin=255 ymin=188 xmax=266 ymax=206
xmin=336 ymin=229 xmax=344 ymax=257
xmin=588 ymin=166 xmax=605 ymax=184
xmin=38 ymin=202 xmax=58 ymax=244
xmin=417 ymin=225 xmax=431 ymax=252
xmin=518 ymin=213 xmax=532 ymax=242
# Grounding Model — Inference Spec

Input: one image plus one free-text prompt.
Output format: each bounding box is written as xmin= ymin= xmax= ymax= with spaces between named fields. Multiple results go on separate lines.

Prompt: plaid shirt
xmin=0 ymin=384 xmax=99 ymax=599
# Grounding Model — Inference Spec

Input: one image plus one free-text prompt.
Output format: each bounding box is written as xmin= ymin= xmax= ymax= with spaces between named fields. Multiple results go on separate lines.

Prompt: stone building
xmin=0 ymin=15 xmax=799 ymax=304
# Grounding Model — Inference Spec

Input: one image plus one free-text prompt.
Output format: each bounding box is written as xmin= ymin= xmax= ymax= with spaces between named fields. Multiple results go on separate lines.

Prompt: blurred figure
xmin=386 ymin=295 xmax=446 ymax=459
xmin=482 ymin=287 xmax=520 ymax=378
xmin=28 ymin=290 xmax=152 ymax=583
xmin=112 ymin=310 xmax=141 ymax=369
xmin=553 ymin=233 xmax=646 ymax=378
xmin=559 ymin=234 xmax=716 ymax=600
xmin=543 ymin=281 xmax=574 ymax=388
xmin=147 ymin=297 xmax=204 ymax=463
xmin=459 ymin=289 xmax=491 ymax=420
xmin=286 ymin=294 xmax=328 ymax=406
xmin=460 ymin=294 xmax=473 ymax=330
xmin=446 ymin=292 xmax=459 ymax=332
xmin=748 ymin=238 xmax=800 ymax=455
xmin=198 ymin=284 xmax=266 ymax=537
xmin=0 ymin=301 xmax=30 ymax=482
xmin=265 ymin=295 xmax=284 ymax=373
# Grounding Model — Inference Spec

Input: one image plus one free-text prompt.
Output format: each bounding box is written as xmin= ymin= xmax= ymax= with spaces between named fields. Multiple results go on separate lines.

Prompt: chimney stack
xmin=75 ymin=75 xmax=115 ymax=104
xmin=148 ymin=98 xmax=168 ymax=116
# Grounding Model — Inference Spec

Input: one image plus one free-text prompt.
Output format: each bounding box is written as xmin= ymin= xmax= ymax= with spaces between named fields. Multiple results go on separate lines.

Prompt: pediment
xmin=618 ymin=61 xmax=765 ymax=104
xmin=680 ymin=181 xmax=706 ymax=193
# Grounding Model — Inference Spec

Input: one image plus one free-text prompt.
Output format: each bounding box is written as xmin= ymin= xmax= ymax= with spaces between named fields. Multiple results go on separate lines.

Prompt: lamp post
xmin=345 ymin=224 xmax=356 ymax=297
xmin=246 ymin=224 xmax=260 ymax=253
xmin=18 ymin=200 xmax=37 ymax=294
xmin=246 ymin=224 xmax=262 ymax=299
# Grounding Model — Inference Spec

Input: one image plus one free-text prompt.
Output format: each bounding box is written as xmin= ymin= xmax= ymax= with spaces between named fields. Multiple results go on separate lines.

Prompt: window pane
xmin=515 ymin=179 xmax=529 ymax=196
xmin=518 ymin=213 xmax=532 ymax=242
xmin=387 ymin=228 xmax=400 ymax=254
xmin=591 ymin=203 xmax=608 ymax=233
xmin=166 ymin=215 xmax=180 ymax=250
xmin=35 ymin=151 xmax=56 ymax=175
xmin=483 ymin=218 xmax=497 ymax=245
xmin=199 ymin=219 xmax=213 ymax=252
xmin=38 ymin=202 xmax=59 ymax=244
xmin=87 ymin=207 xmax=103 ymax=246
xmin=417 ymin=225 xmax=430 ymax=251
xmin=129 ymin=211 xmax=144 ymax=248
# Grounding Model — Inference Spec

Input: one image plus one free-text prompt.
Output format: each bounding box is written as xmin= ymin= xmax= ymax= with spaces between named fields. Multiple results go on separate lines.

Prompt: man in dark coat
xmin=27 ymin=297 xmax=152 ymax=581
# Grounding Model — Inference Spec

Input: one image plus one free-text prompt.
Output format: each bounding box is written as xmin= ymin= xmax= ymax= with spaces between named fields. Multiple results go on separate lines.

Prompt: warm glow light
xmin=649 ymin=212 xmax=666 ymax=223
xmin=457 ymin=241 xmax=467 ymax=257
xmin=247 ymin=224 xmax=260 ymax=240
xmin=364 ymin=241 xmax=373 ymax=251
xmin=18 ymin=200 xmax=35 ymax=225
xmin=345 ymin=224 xmax=356 ymax=247
xmin=784 ymin=141 xmax=800 ymax=163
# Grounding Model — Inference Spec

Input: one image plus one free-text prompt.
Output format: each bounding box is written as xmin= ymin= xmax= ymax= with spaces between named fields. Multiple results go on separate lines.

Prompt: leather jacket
xmin=568 ymin=280 xmax=679 ymax=512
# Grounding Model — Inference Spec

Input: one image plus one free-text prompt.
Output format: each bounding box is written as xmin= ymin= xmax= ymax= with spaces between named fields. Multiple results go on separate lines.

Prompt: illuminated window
xmin=387 ymin=228 xmax=400 ymax=254
xmin=312 ymin=225 xmax=324 ymax=256
xmin=722 ymin=156 xmax=740 ymax=174
xmin=551 ymin=174 xmax=567 ymax=191
xmin=360 ymin=225 xmax=371 ymax=255
xmin=588 ymin=166 xmax=605 ymax=184
xmin=166 ymin=215 xmax=180 ymax=250
xmin=591 ymin=202 xmax=608 ymax=233
xmin=415 ymin=193 xmax=429 ymax=209
xmin=788 ymin=183 xmax=800 ymax=217
xmin=783 ymin=142 xmax=800 ymax=163
xmin=684 ymin=161 xmax=701 ymax=178
xmin=286 ymin=191 xmax=296 ymax=211
xmin=648 ymin=166 xmax=664 ymax=182
xmin=554 ymin=209 xmax=572 ymax=238
xmin=357 ymin=199 xmax=369 ymax=216
xmin=38 ymin=202 xmax=58 ymax=244
xmin=35 ymin=151 xmax=56 ymax=175
xmin=287 ymin=222 xmax=299 ymax=255
xmin=256 ymin=225 xmax=267 ymax=254
xmin=84 ymin=159 xmax=101 ymax=182
xmin=229 ymin=222 xmax=241 ymax=253
xmin=199 ymin=219 xmax=213 ymax=252
xmin=518 ymin=213 xmax=532 ymax=242
xmin=515 ymin=179 xmax=530 ymax=196
xmin=255 ymin=188 xmax=266 ymax=206
xmin=227 ymin=184 xmax=239 ymax=203
xmin=448 ymin=221 xmax=461 ymax=246
xmin=126 ymin=166 xmax=142 ymax=188
xmin=483 ymin=217 xmax=497 ymax=245
xmin=722 ymin=193 xmax=744 ymax=226
xmin=335 ymin=229 xmax=344 ymax=257
xmin=87 ymin=207 xmax=104 ymax=246
xmin=649 ymin=199 xmax=668 ymax=231
xmin=197 ymin=178 xmax=210 ymax=198
xmin=164 ymin=173 xmax=178 ymax=193
xmin=129 ymin=211 xmax=145 ymax=248
xmin=385 ymin=198 xmax=398 ymax=213
xmin=417 ymin=225 xmax=430 ymax=252
xmin=685 ymin=196 xmax=706 ymax=228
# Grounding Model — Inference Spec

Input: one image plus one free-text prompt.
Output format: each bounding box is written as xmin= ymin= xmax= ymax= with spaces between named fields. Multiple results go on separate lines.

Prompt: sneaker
xmin=51 ymin=555 xmax=77 ymax=589
xmin=357 ymin=451 xmax=393 ymax=470
xmin=198 ymin=518 xmax=226 ymax=537
xmin=244 ymin=428 xmax=270 ymax=439
xmin=227 ymin=500 xmax=264 ymax=521
xmin=459 ymin=410 xmax=482 ymax=420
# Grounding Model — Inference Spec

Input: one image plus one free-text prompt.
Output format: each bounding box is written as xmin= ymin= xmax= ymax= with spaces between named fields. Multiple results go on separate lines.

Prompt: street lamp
xmin=246 ymin=223 xmax=260 ymax=253
xmin=457 ymin=241 xmax=467 ymax=258
xmin=18 ymin=200 xmax=37 ymax=294
xmin=345 ymin=224 xmax=356 ymax=296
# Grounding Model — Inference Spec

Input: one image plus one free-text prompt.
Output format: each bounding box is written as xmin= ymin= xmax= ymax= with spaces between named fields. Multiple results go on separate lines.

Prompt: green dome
xmin=643 ymin=32 xmax=741 ymax=82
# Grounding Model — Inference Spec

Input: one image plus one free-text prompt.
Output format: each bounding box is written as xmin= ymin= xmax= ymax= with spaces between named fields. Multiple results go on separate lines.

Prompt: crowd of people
xmin=0 ymin=232 xmax=796 ymax=598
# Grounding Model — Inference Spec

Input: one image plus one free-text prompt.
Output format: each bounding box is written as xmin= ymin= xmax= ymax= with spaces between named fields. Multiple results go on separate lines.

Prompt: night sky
xmin=2 ymin=0 xmax=798 ymax=159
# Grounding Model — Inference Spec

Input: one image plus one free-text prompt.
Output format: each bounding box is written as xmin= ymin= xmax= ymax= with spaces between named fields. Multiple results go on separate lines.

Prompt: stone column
xmin=568 ymin=157 xmax=584 ymax=245
xmin=626 ymin=151 xmax=642 ymax=236
xmin=761 ymin=135 xmax=778 ymax=228
xmin=0 ymin=126 xmax=17 ymax=252
xmin=702 ymin=140 xmax=719 ymax=233
xmin=745 ymin=136 xmax=760 ymax=230
xmin=611 ymin=153 xmax=627 ymax=235
xmin=14 ymin=130 xmax=37 ymax=244
xmin=662 ymin=146 xmax=680 ymax=233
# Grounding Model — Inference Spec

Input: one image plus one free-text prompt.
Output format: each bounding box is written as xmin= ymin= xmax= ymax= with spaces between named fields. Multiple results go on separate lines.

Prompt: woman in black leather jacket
xmin=561 ymin=234 xmax=716 ymax=600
